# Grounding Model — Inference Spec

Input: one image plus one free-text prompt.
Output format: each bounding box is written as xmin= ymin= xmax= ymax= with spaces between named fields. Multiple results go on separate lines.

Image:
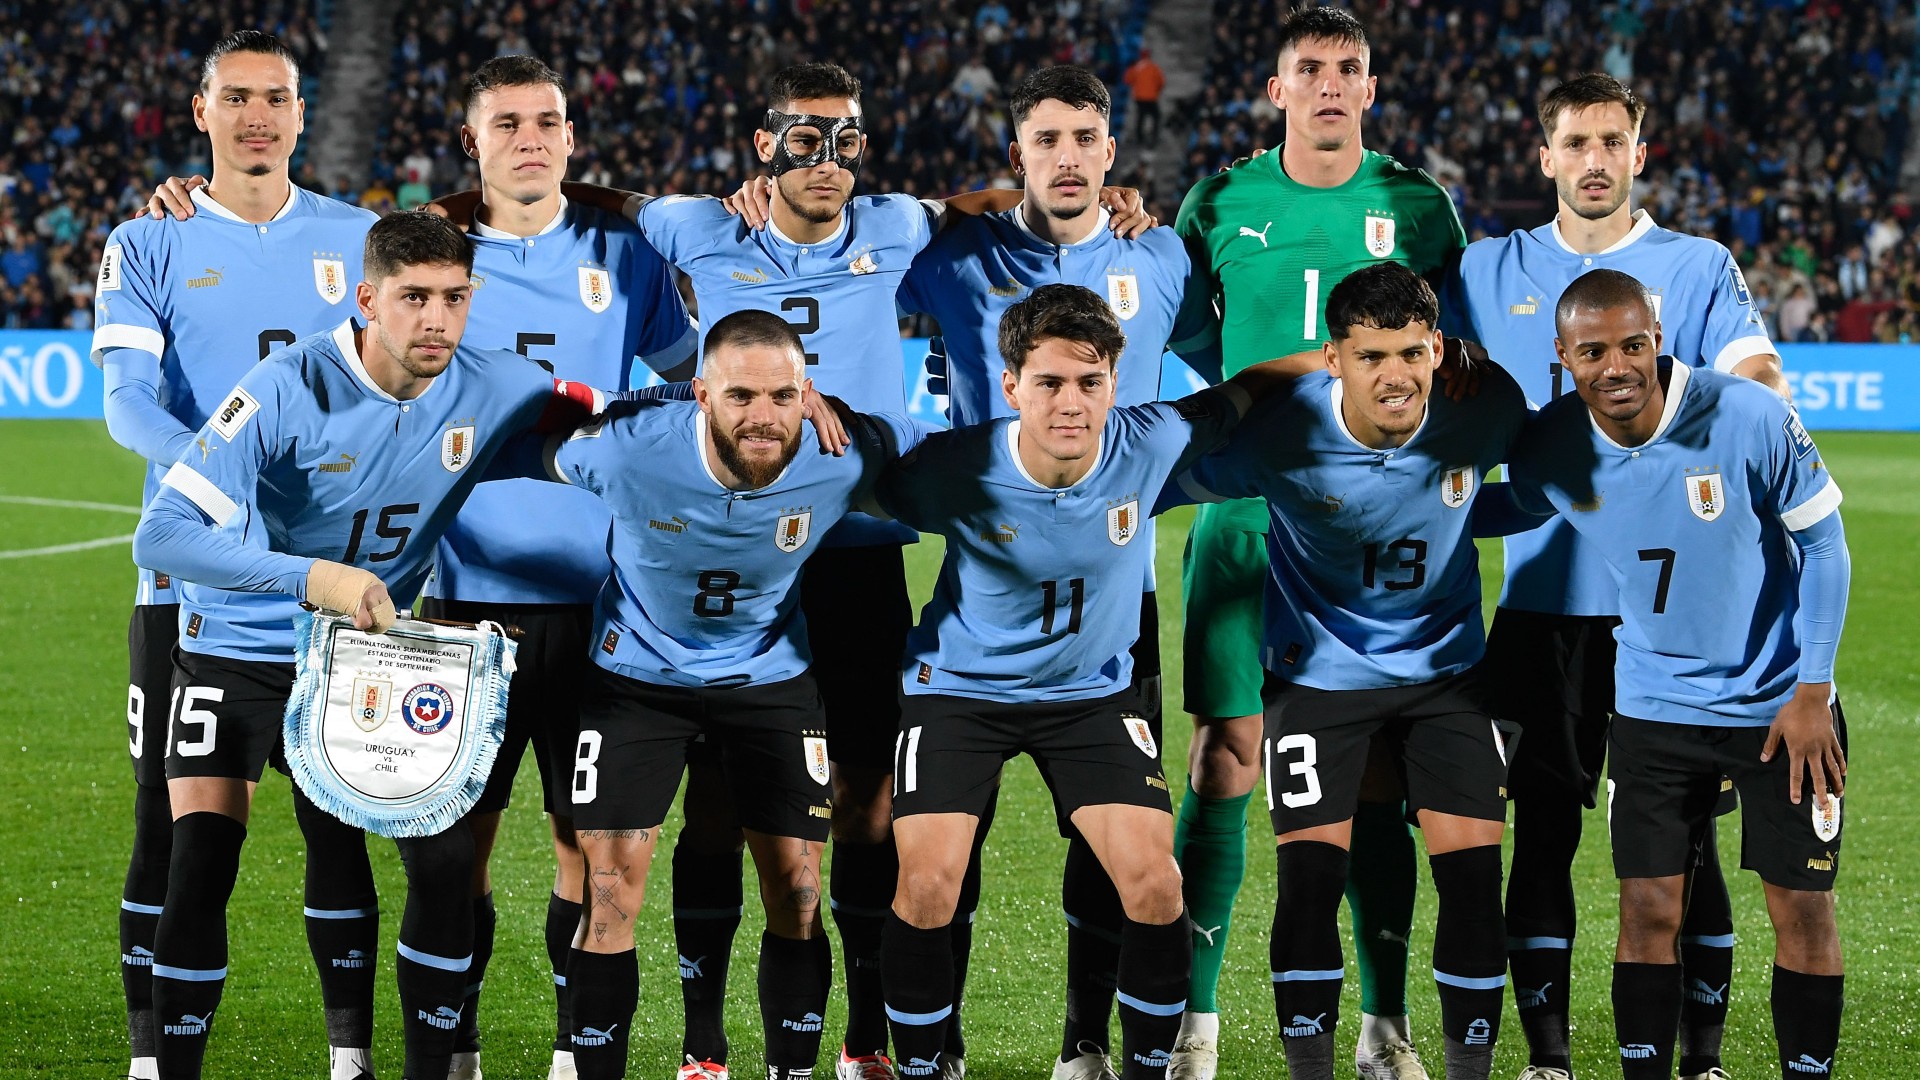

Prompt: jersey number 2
xmin=780 ymin=297 xmax=821 ymax=365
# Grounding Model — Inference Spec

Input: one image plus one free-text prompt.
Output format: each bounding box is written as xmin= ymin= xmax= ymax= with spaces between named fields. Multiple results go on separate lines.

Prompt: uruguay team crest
xmin=1107 ymin=499 xmax=1139 ymax=545
xmin=1812 ymin=794 xmax=1841 ymax=842
xmin=1122 ymin=713 xmax=1158 ymax=758
xmin=351 ymin=678 xmax=391 ymax=732
xmin=1440 ymin=466 xmax=1474 ymax=509
xmin=441 ymin=425 xmax=475 ymax=473
xmin=314 ymin=258 xmax=347 ymax=304
xmin=1684 ymin=471 xmax=1725 ymax=522
xmin=579 ymin=266 xmax=612 ymax=313
xmin=776 ymin=510 xmax=811 ymax=552
xmin=803 ymin=736 xmax=831 ymax=786
xmin=1106 ymin=274 xmax=1141 ymax=321
xmin=1364 ymin=215 xmax=1396 ymax=258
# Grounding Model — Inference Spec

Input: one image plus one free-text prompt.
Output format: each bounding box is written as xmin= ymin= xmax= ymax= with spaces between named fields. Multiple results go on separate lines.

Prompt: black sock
xmin=453 ymin=891 xmax=495 ymax=1054
xmin=1115 ymin=915 xmax=1191 ymax=1080
xmin=672 ymin=840 xmax=743 ymax=1064
xmin=1506 ymin=794 xmax=1580 ymax=1070
xmin=294 ymin=785 xmax=377 ymax=1050
xmin=394 ymin=830 xmax=475 ymax=1080
xmin=546 ymin=892 xmax=582 ymax=1053
xmin=1772 ymin=965 xmax=1842 ymax=1079
xmin=1271 ymin=841 xmax=1348 ymax=1080
xmin=946 ymin=789 xmax=993 ymax=1060
xmin=152 ymin=812 xmax=245 ymax=1080
xmin=759 ymin=932 xmax=833 ymax=1071
xmin=832 ymin=838 xmax=900 ymax=1057
xmin=1061 ymin=833 xmax=1123 ymax=1061
xmin=1429 ymin=846 xmax=1506 ymax=1080
xmin=567 ymin=948 xmax=637 ymax=1080
xmin=1612 ymin=961 xmax=1682 ymax=1079
xmin=122 ymin=783 xmax=172 ymax=1061
xmin=1678 ymin=829 xmax=1734 ymax=1076
xmin=882 ymin=914 xmax=954 ymax=1078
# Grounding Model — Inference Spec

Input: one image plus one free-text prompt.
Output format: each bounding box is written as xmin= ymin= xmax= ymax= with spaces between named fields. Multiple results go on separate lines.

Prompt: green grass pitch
xmin=1 ymin=421 xmax=1914 ymax=1076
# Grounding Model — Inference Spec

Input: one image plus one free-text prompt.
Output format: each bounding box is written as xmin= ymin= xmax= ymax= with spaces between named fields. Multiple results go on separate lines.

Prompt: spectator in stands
xmin=1125 ymin=47 xmax=1166 ymax=143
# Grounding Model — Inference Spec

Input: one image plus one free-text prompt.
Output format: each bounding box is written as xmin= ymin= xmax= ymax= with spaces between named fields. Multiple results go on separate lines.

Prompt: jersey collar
xmin=1549 ymin=207 xmax=1656 ymax=255
xmin=693 ymin=409 xmax=799 ymax=491
xmin=1328 ymin=379 xmax=1429 ymax=452
xmin=473 ymin=195 xmax=570 ymax=239
xmin=1004 ymin=418 xmax=1103 ymax=490
xmin=1590 ymin=357 xmax=1688 ymax=450
xmin=768 ymin=204 xmax=849 ymax=249
xmin=331 ymin=318 xmax=441 ymax=404
xmin=1008 ymin=203 xmax=1112 ymax=248
xmin=191 ymin=183 xmax=301 ymax=223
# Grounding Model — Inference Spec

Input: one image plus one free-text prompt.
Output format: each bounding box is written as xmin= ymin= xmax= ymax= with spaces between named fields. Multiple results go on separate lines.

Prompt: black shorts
xmin=1483 ymin=608 xmax=1618 ymax=807
xmin=1131 ymin=591 xmax=1162 ymax=727
xmin=128 ymin=605 xmax=180 ymax=788
xmin=801 ymin=544 xmax=911 ymax=771
xmin=891 ymin=689 xmax=1172 ymax=830
xmin=164 ymin=649 xmax=296 ymax=783
xmin=1261 ymin=668 xmax=1515 ymax=835
xmin=419 ymin=598 xmax=591 ymax=816
xmin=570 ymin=666 xmax=832 ymax=840
xmin=1608 ymin=704 xmax=1848 ymax=891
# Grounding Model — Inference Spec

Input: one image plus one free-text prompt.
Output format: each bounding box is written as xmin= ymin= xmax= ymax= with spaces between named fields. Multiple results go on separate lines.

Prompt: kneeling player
xmin=1168 ymin=264 xmax=1526 ymax=1080
xmin=1504 ymin=269 xmax=1848 ymax=1079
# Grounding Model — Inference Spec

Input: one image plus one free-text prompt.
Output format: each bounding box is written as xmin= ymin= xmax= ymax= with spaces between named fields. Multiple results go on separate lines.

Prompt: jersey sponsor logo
xmin=401 ymin=683 xmax=454 ymax=735
xmin=318 ymin=452 xmax=357 ymax=474
xmin=649 ymin=516 xmax=690 ymax=534
xmin=1571 ymin=491 xmax=1605 ymax=512
xmin=185 ymin=612 xmax=203 ymax=638
xmin=731 ymin=268 xmax=768 ymax=284
xmin=849 ymin=251 xmax=879 ymax=275
xmin=1509 ymin=295 xmax=1540 ymax=316
xmin=1784 ymin=410 xmax=1816 ymax=459
xmin=1812 ymin=794 xmax=1841 ymax=842
xmin=775 ymin=509 xmax=812 ymax=552
xmin=98 ymin=243 xmax=124 ymax=291
xmin=186 ymin=267 xmax=224 ymax=290
xmin=578 ymin=266 xmax=612 ymax=313
xmin=1806 ymin=850 xmax=1835 ymax=872
xmin=1684 ymin=469 xmax=1725 ymax=522
xmin=979 ymin=522 xmax=1020 ymax=543
xmin=1365 ymin=215 xmax=1396 ymax=258
xmin=1730 ymin=262 xmax=1754 ymax=306
xmin=196 ymin=437 xmax=217 ymax=463
xmin=601 ymin=629 xmax=619 ymax=655
xmin=1107 ymin=498 xmax=1140 ymax=545
xmin=208 ymin=387 xmax=260 ymax=441
xmin=441 ymin=425 xmax=476 ymax=472
xmin=1122 ymin=712 xmax=1158 ymax=758
xmin=313 ymin=257 xmax=348 ymax=304
xmin=351 ymin=677 xmax=391 ymax=732
xmin=1106 ymin=273 xmax=1141 ymax=320
xmin=988 ymin=277 xmax=1022 ymax=297
xmin=1238 ymin=221 xmax=1272 ymax=248
xmin=1441 ymin=466 xmax=1474 ymax=509
xmin=803 ymin=735 xmax=830 ymax=785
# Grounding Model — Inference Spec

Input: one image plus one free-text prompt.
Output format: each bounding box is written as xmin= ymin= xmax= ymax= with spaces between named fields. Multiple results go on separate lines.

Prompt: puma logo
xmin=1239 ymin=222 xmax=1273 ymax=248
xmin=1193 ymin=923 xmax=1225 ymax=947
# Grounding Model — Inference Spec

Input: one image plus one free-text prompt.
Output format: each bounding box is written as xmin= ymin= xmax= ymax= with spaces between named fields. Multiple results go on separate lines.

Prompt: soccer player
xmin=1169 ymin=9 xmax=1466 ymax=1077
xmin=1501 ymin=269 xmax=1847 ymax=1080
xmin=873 ymin=284 xmax=1297 ymax=1080
xmin=127 ymin=212 xmax=611 ymax=1080
xmin=92 ymin=31 xmax=379 ymax=1080
xmin=1168 ymin=264 xmax=1525 ymax=1080
xmin=895 ymin=64 xmax=1216 ymax=1080
xmin=1447 ymin=74 xmax=1782 ymax=1080
xmin=531 ymin=309 xmax=920 ymax=1080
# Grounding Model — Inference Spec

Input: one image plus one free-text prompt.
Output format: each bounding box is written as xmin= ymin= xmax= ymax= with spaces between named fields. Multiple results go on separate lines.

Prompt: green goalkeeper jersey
xmin=1174 ymin=147 xmax=1467 ymax=529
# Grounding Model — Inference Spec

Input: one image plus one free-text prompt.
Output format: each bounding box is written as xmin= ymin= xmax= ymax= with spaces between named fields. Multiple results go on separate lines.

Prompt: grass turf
xmin=0 ymin=421 xmax=1912 ymax=1076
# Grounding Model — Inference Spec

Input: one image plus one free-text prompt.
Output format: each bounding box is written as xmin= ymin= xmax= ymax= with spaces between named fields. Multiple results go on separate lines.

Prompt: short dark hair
xmin=363 ymin=212 xmax=474 ymax=283
xmin=998 ymin=283 xmax=1127 ymax=376
xmin=1555 ymin=268 xmax=1656 ymax=333
xmin=200 ymin=30 xmax=302 ymax=96
xmin=1274 ymin=7 xmax=1369 ymax=72
xmin=703 ymin=309 xmax=806 ymax=368
xmin=767 ymin=62 xmax=863 ymax=116
xmin=1009 ymin=66 xmax=1111 ymax=133
xmin=1538 ymin=73 xmax=1646 ymax=141
xmin=464 ymin=55 xmax=568 ymax=118
xmin=1324 ymin=263 xmax=1440 ymax=342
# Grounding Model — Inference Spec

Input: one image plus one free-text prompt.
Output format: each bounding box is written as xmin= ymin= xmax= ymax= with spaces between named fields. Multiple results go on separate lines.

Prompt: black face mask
xmin=763 ymin=110 xmax=864 ymax=177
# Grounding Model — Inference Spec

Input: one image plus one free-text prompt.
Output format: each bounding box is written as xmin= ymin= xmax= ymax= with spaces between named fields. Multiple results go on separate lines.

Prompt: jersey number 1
xmin=1301 ymin=269 xmax=1320 ymax=341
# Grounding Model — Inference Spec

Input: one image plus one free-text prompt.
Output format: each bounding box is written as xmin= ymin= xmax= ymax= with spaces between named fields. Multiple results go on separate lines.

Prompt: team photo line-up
xmin=100 ymin=8 xmax=1849 ymax=1080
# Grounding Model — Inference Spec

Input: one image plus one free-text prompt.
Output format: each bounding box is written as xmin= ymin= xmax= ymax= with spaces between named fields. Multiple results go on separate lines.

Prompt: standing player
xmin=127 ymin=213 xmax=610 ymax=1080
xmin=1169 ymin=10 xmax=1466 ymax=1077
xmin=93 ymin=31 xmax=379 ymax=1080
xmin=1169 ymin=264 xmax=1525 ymax=1080
xmin=1503 ymin=269 xmax=1847 ymax=1080
xmin=1448 ymin=74 xmax=1781 ymax=1080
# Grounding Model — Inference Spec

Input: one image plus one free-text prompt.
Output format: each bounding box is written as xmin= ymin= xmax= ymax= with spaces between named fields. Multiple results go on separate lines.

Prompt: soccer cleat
xmin=330 ymin=1046 xmax=375 ymax=1080
xmin=1168 ymin=1011 xmax=1219 ymax=1080
xmin=549 ymin=1049 xmax=578 ymax=1080
xmin=1052 ymin=1041 xmax=1121 ymax=1080
xmin=448 ymin=1051 xmax=482 ymax=1079
xmin=1355 ymin=1036 xmax=1430 ymax=1080
xmin=1678 ymin=1071 xmax=1732 ymax=1080
xmin=835 ymin=1047 xmax=898 ymax=1080
xmin=126 ymin=1058 xmax=160 ymax=1080
xmin=1516 ymin=1068 xmax=1575 ymax=1080
xmin=678 ymin=1055 xmax=730 ymax=1080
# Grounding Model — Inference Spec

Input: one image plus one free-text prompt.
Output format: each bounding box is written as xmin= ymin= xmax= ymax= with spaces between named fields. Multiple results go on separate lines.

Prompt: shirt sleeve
xmin=1702 ymin=249 xmax=1777 ymax=373
xmin=1168 ymin=193 xmax=1224 ymax=381
xmin=1162 ymin=389 xmax=1272 ymax=506
xmin=885 ymin=193 xmax=944 ymax=253
xmin=633 ymin=195 xmax=724 ymax=266
xmin=1160 ymin=383 xmax=1254 ymax=473
xmin=1788 ymin=511 xmax=1849 ymax=684
xmin=624 ymin=230 xmax=698 ymax=375
xmin=89 ymin=227 xmax=167 ymax=367
xmin=1761 ymin=403 xmax=1842 ymax=534
xmin=103 ymin=348 xmax=195 ymax=466
xmin=547 ymin=410 xmax=620 ymax=493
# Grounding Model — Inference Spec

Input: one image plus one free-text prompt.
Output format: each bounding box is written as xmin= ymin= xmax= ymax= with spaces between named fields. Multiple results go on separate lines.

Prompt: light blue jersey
xmin=879 ymin=388 xmax=1248 ymax=703
xmin=1451 ymin=210 xmax=1775 ymax=616
xmin=546 ymin=400 xmax=922 ymax=688
xmin=92 ymin=185 xmax=375 ymax=605
xmin=427 ymin=198 xmax=696 ymax=606
xmin=1508 ymin=363 xmax=1844 ymax=727
xmin=636 ymin=192 xmax=939 ymax=547
xmin=140 ymin=321 xmax=570 ymax=661
xmin=1173 ymin=366 xmax=1528 ymax=691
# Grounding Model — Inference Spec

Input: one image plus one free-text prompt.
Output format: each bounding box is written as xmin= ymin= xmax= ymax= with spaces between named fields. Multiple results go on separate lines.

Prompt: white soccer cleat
xmin=330 ymin=1046 xmax=375 ymax=1080
xmin=549 ymin=1049 xmax=578 ymax=1080
xmin=1678 ymin=1070 xmax=1732 ymax=1080
xmin=1167 ymin=1011 xmax=1219 ymax=1080
xmin=1355 ymin=1036 xmax=1430 ymax=1080
xmin=835 ymin=1046 xmax=899 ymax=1080
xmin=1051 ymin=1041 xmax=1120 ymax=1080
xmin=1516 ymin=1068 xmax=1575 ymax=1080
xmin=448 ymin=1050 xmax=482 ymax=1079
xmin=678 ymin=1055 xmax=730 ymax=1080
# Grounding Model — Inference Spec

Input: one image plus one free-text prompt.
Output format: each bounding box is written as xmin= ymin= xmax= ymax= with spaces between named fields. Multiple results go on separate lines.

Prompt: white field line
xmin=0 ymin=494 xmax=143 ymax=558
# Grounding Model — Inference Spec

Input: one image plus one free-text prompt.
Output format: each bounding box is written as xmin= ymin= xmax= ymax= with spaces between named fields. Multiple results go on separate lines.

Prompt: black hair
xmin=1538 ymin=72 xmax=1647 ymax=142
xmin=999 ymin=283 xmax=1127 ymax=375
xmin=1555 ymin=268 xmax=1657 ymax=333
xmin=767 ymin=62 xmax=863 ymax=116
xmin=1324 ymin=263 xmax=1440 ymax=341
xmin=1009 ymin=65 xmax=1112 ymax=132
xmin=464 ymin=55 xmax=568 ymax=118
xmin=703 ymin=308 xmax=806 ymax=366
xmin=200 ymin=30 xmax=301 ymax=95
xmin=363 ymin=211 xmax=474 ymax=283
xmin=1274 ymin=7 xmax=1369 ymax=72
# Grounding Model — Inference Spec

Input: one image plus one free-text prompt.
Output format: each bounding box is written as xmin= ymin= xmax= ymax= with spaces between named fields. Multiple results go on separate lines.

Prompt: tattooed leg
xmin=574 ymin=827 xmax=661 ymax=954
